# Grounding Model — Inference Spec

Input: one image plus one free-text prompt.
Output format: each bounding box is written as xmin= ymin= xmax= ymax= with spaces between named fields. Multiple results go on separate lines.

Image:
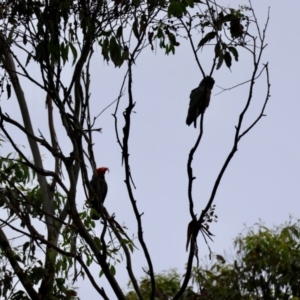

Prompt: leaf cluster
xmin=126 ymin=220 xmax=300 ymax=300
xmin=196 ymin=7 xmax=251 ymax=70
xmin=194 ymin=220 xmax=300 ymax=299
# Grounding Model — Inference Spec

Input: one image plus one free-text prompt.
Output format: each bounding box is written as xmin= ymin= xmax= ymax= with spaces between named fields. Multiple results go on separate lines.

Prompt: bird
xmin=89 ymin=167 xmax=109 ymax=220
xmin=186 ymin=76 xmax=215 ymax=128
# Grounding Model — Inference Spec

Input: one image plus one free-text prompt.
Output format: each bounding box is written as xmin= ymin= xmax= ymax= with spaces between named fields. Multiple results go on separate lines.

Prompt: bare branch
xmin=0 ymin=33 xmax=52 ymax=228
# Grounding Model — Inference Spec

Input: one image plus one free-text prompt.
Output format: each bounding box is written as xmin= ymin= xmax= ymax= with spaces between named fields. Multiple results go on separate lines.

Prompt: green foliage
xmin=0 ymin=154 xmax=67 ymax=220
xmin=0 ymin=154 xmax=35 ymax=186
xmin=126 ymin=269 xmax=183 ymax=299
xmin=0 ymin=0 xmax=252 ymax=71
xmin=196 ymin=7 xmax=250 ymax=70
xmin=168 ymin=0 xmax=188 ymax=18
xmin=191 ymin=219 xmax=300 ymax=299
xmin=126 ymin=220 xmax=300 ymax=299
xmin=0 ymin=155 xmax=39 ymax=217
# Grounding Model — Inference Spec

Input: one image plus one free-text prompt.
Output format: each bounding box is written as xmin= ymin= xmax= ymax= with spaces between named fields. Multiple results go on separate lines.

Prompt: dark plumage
xmin=186 ymin=76 xmax=215 ymax=127
xmin=89 ymin=167 xmax=109 ymax=220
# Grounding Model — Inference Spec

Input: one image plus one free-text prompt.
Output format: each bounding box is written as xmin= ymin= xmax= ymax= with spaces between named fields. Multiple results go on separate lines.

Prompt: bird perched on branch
xmin=186 ymin=76 xmax=215 ymax=128
xmin=89 ymin=167 xmax=109 ymax=220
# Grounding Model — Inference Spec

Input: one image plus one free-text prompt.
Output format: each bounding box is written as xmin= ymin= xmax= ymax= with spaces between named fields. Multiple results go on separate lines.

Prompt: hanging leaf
xmin=69 ymin=42 xmax=78 ymax=66
xmin=60 ymin=41 xmax=69 ymax=65
xmin=109 ymin=36 xmax=123 ymax=67
xmin=100 ymin=38 xmax=110 ymax=62
xmin=148 ymin=31 xmax=154 ymax=51
xmin=110 ymin=265 xmax=116 ymax=276
xmin=216 ymin=53 xmax=223 ymax=70
xmin=116 ymin=25 xmax=123 ymax=38
xmin=228 ymin=46 xmax=239 ymax=61
xmin=224 ymin=51 xmax=232 ymax=69
xmin=198 ymin=31 xmax=217 ymax=48
xmin=157 ymin=27 xmax=164 ymax=39
xmin=168 ymin=32 xmax=179 ymax=46
xmin=122 ymin=48 xmax=129 ymax=60
xmin=25 ymin=53 xmax=32 ymax=67
xmin=132 ymin=18 xmax=140 ymax=40
xmin=214 ymin=12 xmax=224 ymax=31
xmin=6 ymin=83 xmax=11 ymax=100
xmin=214 ymin=42 xmax=222 ymax=57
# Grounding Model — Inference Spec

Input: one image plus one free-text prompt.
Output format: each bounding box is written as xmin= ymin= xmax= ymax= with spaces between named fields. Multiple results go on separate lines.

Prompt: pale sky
xmin=1 ymin=0 xmax=300 ymax=298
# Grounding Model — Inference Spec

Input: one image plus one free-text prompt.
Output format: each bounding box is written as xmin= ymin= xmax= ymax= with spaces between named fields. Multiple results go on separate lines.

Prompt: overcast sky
xmin=1 ymin=0 xmax=300 ymax=298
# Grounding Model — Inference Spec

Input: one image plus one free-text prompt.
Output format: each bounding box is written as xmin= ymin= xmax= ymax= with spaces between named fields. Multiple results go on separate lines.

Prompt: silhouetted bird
xmin=89 ymin=167 xmax=109 ymax=220
xmin=186 ymin=76 xmax=215 ymax=128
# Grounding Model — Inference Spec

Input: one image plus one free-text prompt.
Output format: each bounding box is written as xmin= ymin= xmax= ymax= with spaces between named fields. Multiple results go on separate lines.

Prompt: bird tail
xmin=185 ymin=116 xmax=197 ymax=128
xmin=186 ymin=116 xmax=193 ymax=126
